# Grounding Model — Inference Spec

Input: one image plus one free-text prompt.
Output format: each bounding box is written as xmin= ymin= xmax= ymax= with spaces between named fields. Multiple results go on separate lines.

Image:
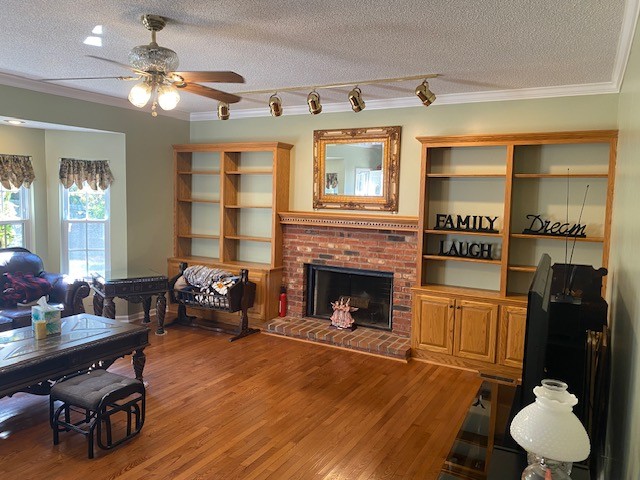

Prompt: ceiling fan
xmin=42 ymin=14 xmax=244 ymax=116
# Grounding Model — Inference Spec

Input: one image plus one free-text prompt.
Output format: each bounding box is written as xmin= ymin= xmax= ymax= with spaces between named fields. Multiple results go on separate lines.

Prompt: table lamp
xmin=510 ymin=379 xmax=590 ymax=480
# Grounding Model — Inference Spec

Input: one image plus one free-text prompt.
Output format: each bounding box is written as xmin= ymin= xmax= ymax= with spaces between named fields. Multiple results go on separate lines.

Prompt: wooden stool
xmin=49 ymin=369 xmax=145 ymax=458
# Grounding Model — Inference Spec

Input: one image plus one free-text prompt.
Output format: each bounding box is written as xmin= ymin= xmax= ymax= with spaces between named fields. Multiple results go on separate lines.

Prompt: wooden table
xmin=91 ymin=268 xmax=169 ymax=335
xmin=0 ymin=314 xmax=149 ymax=398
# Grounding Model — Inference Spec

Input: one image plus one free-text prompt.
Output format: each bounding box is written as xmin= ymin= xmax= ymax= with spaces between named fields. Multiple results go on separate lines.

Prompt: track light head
xmin=217 ymin=101 xmax=230 ymax=120
xmin=269 ymin=93 xmax=283 ymax=117
xmin=307 ymin=90 xmax=322 ymax=115
xmin=415 ymin=80 xmax=436 ymax=106
xmin=348 ymin=87 xmax=365 ymax=113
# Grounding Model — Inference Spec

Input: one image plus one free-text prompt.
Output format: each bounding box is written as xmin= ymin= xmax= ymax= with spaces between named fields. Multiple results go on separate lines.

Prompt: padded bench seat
xmin=49 ymin=369 xmax=145 ymax=458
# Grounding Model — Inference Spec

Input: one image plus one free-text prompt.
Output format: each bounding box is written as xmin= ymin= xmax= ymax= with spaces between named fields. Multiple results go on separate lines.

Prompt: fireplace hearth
xmin=306 ymin=264 xmax=393 ymax=331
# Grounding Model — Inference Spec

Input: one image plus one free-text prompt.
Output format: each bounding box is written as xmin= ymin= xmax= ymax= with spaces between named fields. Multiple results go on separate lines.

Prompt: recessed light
xmin=83 ymin=36 xmax=102 ymax=47
xmin=92 ymin=25 xmax=103 ymax=35
xmin=4 ymin=120 xmax=25 ymax=125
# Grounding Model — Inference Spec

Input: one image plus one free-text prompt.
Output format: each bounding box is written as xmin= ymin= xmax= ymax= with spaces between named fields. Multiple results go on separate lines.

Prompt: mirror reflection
xmin=313 ymin=126 xmax=401 ymax=211
xmin=324 ymin=142 xmax=384 ymax=197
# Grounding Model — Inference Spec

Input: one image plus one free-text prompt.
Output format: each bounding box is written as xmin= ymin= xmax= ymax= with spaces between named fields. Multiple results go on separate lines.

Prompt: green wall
xmin=0 ymin=84 xmax=190 ymax=279
xmin=608 ymin=17 xmax=640 ymax=479
xmin=2 ymin=54 xmax=638 ymax=474
xmin=0 ymin=124 xmax=46 ymax=261
xmin=191 ymin=95 xmax=619 ymax=216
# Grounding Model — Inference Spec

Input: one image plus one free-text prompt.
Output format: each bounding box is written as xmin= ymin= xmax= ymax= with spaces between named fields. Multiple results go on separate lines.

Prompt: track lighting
xmin=415 ymin=80 xmax=436 ymax=106
xmin=269 ymin=93 xmax=283 ymax=117
xmin=348 ymin=87 xmax=365 ymax=113
xmin=231 ymin=74 xmax=438 ymax=117
xmin=307 ymin=90 xmax=322 ymax=115
xmin=218 ymin=102 xmax=230 ymax=120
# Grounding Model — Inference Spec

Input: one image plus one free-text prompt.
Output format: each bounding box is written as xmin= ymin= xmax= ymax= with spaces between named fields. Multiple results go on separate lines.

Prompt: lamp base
xmin=522 ymin=458 xmax=572 ymax=480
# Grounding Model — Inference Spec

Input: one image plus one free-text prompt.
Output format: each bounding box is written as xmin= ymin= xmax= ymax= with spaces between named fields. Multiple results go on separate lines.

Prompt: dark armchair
xmin=0 ymin=247 xmax=90 ymax=332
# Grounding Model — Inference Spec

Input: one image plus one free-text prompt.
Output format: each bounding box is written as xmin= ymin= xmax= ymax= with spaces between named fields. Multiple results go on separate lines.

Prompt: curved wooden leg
xmin=103 ymin=297 xmax=116 ymax=319
xmin=132 ymin=348 xmax=146 ymax=382
xmin=142 ymin=297 xmax=152 ymax=324
xmin=155 ymin=292 xmax=167 ymax=336
xmin=93 ymin=293 xmax=104 ymax=316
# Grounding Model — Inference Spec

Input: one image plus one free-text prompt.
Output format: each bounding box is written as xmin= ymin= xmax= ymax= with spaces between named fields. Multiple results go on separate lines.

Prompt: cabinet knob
xmin=456 ymin=306 xmax=461 ymax=310
xmin=449 ymin=304 xmax=454 ymax=308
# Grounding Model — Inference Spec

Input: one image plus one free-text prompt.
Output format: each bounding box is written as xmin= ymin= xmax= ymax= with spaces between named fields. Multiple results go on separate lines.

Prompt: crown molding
xmin=612 ymin=0 xmax=640 ymax=90
xmin=0 ymin=71 xmax=191 ymax=121
xmin=190 ymin=81 xmax=620 ymax=122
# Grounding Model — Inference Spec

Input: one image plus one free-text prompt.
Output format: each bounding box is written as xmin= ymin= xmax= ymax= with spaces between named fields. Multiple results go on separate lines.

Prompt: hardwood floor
xmin=0 ymin=324 xmax=481 ymax=479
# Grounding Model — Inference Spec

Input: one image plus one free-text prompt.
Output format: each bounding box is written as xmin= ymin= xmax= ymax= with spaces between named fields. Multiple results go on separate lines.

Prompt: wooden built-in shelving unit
xmin=412 ymin=130 xmax=617 ymax=379
xmin=169 ymin=142 xmax=293 ymax=325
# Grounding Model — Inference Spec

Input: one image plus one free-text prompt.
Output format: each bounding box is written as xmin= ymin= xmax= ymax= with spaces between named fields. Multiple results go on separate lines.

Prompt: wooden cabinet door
xmin=412 ymin=294 xmax=454 ymax=354
xmin=453 ymin=300 xmax=498 ymax=362
xmin=498 ymin=306 xmax=527 ymax=368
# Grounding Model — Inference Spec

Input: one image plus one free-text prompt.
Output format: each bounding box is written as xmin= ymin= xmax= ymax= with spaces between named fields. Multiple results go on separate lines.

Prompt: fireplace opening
xmin=305 ymin=264 xmax=393 ymax=330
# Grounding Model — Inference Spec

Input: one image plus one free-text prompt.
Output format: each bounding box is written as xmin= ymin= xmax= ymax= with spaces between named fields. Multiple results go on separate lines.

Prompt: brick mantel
xmin=281 ymin=214 xmax=418 ymax=337
xmin=279 ymin=211 xmax=419 ymax=232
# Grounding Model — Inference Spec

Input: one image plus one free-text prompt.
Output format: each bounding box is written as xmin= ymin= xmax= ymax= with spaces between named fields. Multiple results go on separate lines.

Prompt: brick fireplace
xmin=266 ymin=212 xmax=418 ymax=359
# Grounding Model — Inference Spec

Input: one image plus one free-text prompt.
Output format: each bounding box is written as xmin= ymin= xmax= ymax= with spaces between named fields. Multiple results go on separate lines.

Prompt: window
xmin=0 ymin=184 xmax=30 ymax=248
xmin=61 ymin=183 xmax=109 ymax=279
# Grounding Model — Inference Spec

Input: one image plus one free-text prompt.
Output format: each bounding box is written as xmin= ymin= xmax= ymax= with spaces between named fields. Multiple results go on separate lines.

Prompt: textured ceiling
xmin=0 ymin=0 xmax=634 ymax=119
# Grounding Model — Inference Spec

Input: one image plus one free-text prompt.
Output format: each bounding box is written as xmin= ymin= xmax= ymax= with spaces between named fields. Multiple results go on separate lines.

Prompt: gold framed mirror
xmin=313 ymin=126 xmax=401 ymax=211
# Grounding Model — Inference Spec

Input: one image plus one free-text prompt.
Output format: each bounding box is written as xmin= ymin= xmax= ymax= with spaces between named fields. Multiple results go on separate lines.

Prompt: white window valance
xmin=59 ymin=158 xmax=114 ymax=190
xmin=0 ymin=154 xmax=35 ymax=189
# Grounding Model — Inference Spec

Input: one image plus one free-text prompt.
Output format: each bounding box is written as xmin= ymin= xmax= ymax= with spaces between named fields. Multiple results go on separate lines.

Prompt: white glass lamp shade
xmin=157 ymin=84 xmax=180 ymax=110
xmin=510 ymin=379 xmax=590 ymax=462
xmin=128 ymin=81 xmax=152 ymax=108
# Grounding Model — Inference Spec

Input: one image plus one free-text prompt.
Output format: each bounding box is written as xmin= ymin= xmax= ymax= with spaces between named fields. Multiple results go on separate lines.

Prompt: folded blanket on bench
xmin=182 ymin=265 xmax=239 ymax=296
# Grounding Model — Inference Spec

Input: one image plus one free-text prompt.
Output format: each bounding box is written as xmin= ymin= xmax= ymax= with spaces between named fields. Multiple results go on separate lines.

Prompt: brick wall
xmin=282 ymin=224 xmax=417 ymax=337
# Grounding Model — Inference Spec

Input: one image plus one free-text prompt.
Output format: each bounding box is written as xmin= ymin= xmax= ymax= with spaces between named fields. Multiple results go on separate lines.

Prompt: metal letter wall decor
xmin=438 ymin=240 xmax=495 ymax=259
xmin=522 ymin=214 xmax=587 ymax=238
xmin=433 ymin=214 xmax=499 ymax=233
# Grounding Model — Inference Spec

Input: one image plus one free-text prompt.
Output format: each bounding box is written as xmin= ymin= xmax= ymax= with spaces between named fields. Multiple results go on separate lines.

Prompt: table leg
xmin=93 ymin=293 xmax=104 ymax=316
xmin=103 ymin=296 xmax=116 ymax=319
xmin=155 ymin=292 xmax=167 ymax=336
xmin=132 ymin=348 xmax=146 ymax=382
xmin=142 ymin=297 xmax=152 ymax=324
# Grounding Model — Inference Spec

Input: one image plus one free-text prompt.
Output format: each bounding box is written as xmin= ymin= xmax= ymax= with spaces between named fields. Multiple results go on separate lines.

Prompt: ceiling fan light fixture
xmin=128 ymin=44 xmax=179 ymax=73
xmin=348 ymin=86 xmax=365 ymax=112
xmin=218 ymin=102 xmax=230 ymax=120
xmin=269 ymin=93 xmax=283 ymax=117
xmin=307 ymin=90 xmax=322 ymax=115
xmin=128 ymin=81 xmax=152 ymax=108
xmin=415 ymin=80 xmax=436 ymax=106
xmin=157 ymin=83 xmax=180 ymax=110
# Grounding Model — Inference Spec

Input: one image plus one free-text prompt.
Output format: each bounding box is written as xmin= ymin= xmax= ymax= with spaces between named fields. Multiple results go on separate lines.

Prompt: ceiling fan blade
xmin=171 ymin=71 xmax=245 ymax=84
xmin=86 ymin=55 xmax=150 ymax=77
xmin=181 ymin=83 xmax=242 ymax=104
xmin=40 ymin=75 xmax=139 ymax=81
